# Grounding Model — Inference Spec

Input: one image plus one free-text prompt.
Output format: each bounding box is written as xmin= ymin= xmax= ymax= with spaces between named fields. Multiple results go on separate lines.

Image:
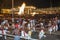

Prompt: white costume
xmin=48 ymin=27 xmax=52 ymax=34
xmin=1 ymin=29 xmax=9 ymax=40
xmin=40 ymin=23 xmax=43 ymax=26
xmin=21 ymin=30 xmax=24 ymax=37
xmin=3 ymin=30 xmax=7 ymax=39
xmin=55 ymin=25 xmax=58 ymax=31
xmin=39 ymin=30 xmax=46 ymax=39
xmin=1 ymin=20 xmax=8 ymax=25
xmin=21 ymin=30 xmax=31 ymax=39
xmin=0 ymin=30 xmax=2 ymax=37
xmin=28 ymin=30 xmax=32 ymax=37
xmin=30 ymin=19 xmax=35 ymax=28
xmin=22 ymin=20 xmax=27 ymax=29
xmin=53 ymin=26 xmax=56 ymax=32
xmin=0 ymin=25 xmax=2 ymax=37
xmin=21 ymin=30 xmax=28 ymax=37
xmin=27 ymin=23 xmax=31 ymax=30
xmin=22 ymin=20 xmax=27 ymax=25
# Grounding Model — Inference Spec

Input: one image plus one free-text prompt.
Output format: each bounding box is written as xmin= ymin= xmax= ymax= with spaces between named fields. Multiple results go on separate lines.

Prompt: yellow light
xmin=1 ymin=9 xmax=11 ymax=13
xmin=32 ymin=12 xmax=36 ymax=16
xmin=18 ymin=2 xmax=26 ymax=15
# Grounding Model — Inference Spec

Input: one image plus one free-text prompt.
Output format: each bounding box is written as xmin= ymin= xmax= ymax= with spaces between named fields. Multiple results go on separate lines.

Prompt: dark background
xmin=0 ymin=0 xmax=60 ymax=8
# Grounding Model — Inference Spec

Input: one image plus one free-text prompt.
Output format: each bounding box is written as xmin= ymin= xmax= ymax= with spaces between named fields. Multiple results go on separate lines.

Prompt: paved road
xmin=40 ymin=34 xmax=60 ymax=40
xmin=7 ymin=31 xmax=60 ymax=40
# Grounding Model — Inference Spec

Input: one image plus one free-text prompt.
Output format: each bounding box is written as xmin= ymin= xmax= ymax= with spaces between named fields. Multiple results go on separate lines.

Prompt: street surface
xmin=7 ymin=31 xmax=60 ymax=40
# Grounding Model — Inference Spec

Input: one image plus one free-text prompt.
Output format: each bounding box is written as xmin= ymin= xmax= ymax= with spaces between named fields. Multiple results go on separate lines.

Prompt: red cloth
xmin=15 ymin=24 xmax=18 ymax=28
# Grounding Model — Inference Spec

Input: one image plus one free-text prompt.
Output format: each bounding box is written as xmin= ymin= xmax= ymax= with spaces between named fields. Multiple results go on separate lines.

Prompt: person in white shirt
xmin=27 ymin=23 xmax=31 ymax=30
xmin=55 ymin=24 xmax=58 ymax=31
xmin=39 ymin=29 xmax=46 ymax=39
xmin=0 ymin=29 xmax=3 ymax=40
xmin=48 ymin=26 xmax=53 ymax=34
xmin=30 ymin=19 xmax=35 ymax=28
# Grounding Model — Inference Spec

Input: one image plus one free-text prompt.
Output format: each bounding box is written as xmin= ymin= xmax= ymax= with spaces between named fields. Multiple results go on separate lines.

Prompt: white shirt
xmin=0 ymin=30 xmax=2 ymax=37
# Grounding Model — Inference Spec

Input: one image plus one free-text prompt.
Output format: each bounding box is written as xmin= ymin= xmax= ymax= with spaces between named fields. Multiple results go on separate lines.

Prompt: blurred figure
xmin=28 ymin=30 xmax=32 ymax=37
xmin=52 ymin=25 xmax=56 ymax=32
xmin=48 ymin=20 xmax=52 ymax=34
xmin=21 ymin=29 xmax=25 ymax=37
xmin=12 ymin=28 xmax=20 ymax=40
xmin=53 ymin=17 xmax=58 ymax=31
xmin=0 ymin=25 xmax=3 ymax=40
xmin=3 ymin=29 xmax=10 ymax=40
xmin=30 ymin=19 xmax=35 ymax=28
xmin=39 ymin=29 xmax=46 ymax=39
xmin=55 ymin=24 xmax=58 ymax=31
xmin=57 ymin=19 xmax=60 ymax=31
xmin=52 ymin=23 xmax=58 ymax=32
xmin=48 ymin=26 xmax=52 ymax=34
xmin=27 ymin=22 xmax=31 ymax=30
xmin=21 ymin=29 xmax=31 ymax=39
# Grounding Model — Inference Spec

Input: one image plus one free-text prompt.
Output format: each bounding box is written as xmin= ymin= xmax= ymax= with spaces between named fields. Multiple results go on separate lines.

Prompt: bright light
xmin=32 ymin=12 xmax=36 ymax=16
xmin=18 ymin=3 xmax=26 ymax=15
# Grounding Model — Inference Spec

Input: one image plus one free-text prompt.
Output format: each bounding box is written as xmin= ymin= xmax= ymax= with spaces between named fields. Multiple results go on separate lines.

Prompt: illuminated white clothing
xmin=28 ymin=31 xmax=32 ymax=37
xmin=0 ymin=30 xmax=2 ymax=37
xmin=39 ymin=30 xmax=46 ymax=39
xmin=48 ymin=27 xmax=52 ymax=34
xmin=1 ymin=20 xmax=8 ymax=25
xmin=55 ymin=25 xmax=58 ymax=31
xmin=21 ymin=30 xmax=24 ymax=37
xmin=40 ymin=23 xmax=43 ymax=26
xmin=27 ymin=23 xmax=31 ymax=30
xmin=12 ymin=24 xmax=15 ymax=29
xmin=3 ymin=30 xmax=7 ymax=39
xmin=22 ymin=21 xmax=27 ymax=25
xmin=21 ymin=30 xmax=29 ymax=37
xmin=53 ymin=26 xmax=56 ymax=32
xmin=30 ymin=20 xmax=35 ymax=27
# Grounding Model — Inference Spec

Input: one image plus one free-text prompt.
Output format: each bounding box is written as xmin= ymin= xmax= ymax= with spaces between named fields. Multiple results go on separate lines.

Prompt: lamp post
xmin=12 ymin=0 xmax=14 ymax=22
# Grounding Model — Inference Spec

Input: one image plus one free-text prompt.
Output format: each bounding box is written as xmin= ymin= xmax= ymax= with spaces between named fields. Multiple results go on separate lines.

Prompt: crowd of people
xmin=0 ymin=16 xmax=60 ymax=40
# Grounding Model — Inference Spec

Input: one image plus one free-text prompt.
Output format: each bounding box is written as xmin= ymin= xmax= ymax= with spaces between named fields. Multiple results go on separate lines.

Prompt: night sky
xmin=0 ymin=0 xmax=60 ymax=8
